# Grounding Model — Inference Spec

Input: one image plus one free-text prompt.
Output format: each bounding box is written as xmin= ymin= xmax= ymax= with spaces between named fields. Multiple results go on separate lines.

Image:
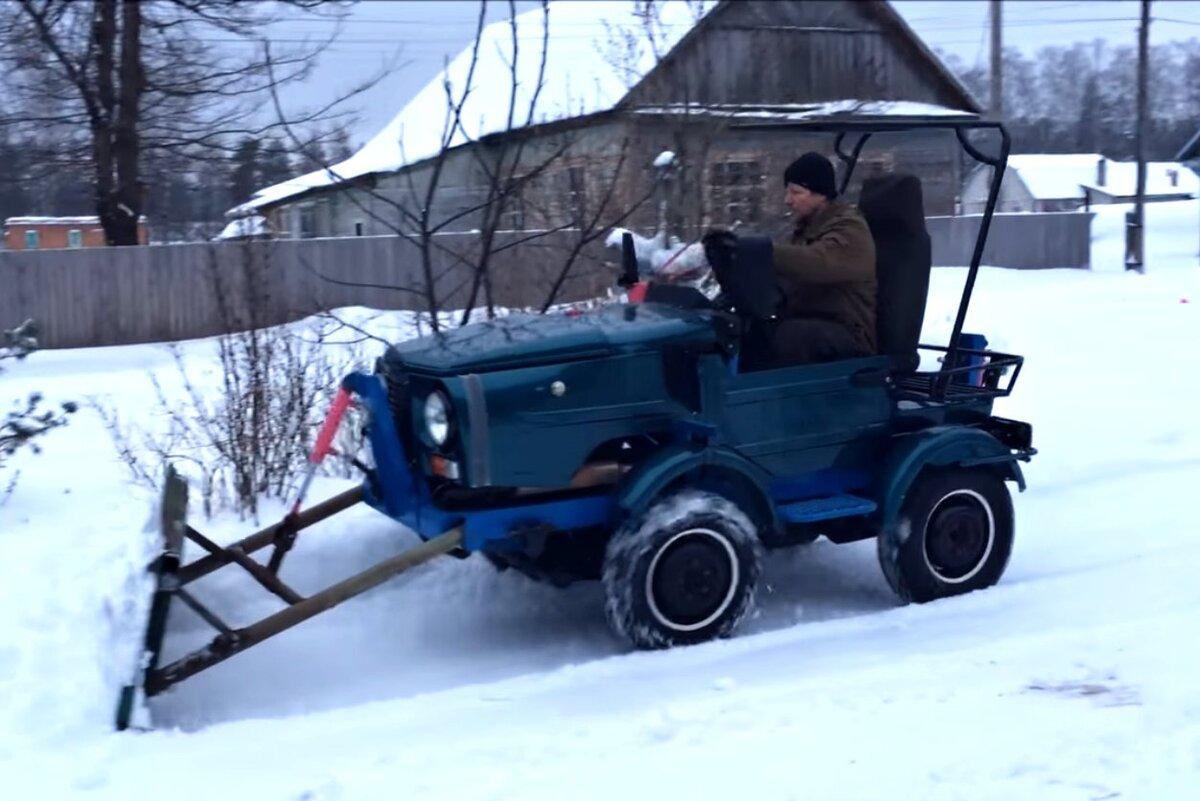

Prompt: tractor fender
xmin=613 ymin=443 xmax=778 ymax=535
xmin=878 ymin=426 xmax=1026 ymax=530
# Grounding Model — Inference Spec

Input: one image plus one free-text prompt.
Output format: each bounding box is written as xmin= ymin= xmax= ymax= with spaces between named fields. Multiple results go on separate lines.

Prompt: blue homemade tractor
xmin=116 ymin=116 xmax=1034 ymax=730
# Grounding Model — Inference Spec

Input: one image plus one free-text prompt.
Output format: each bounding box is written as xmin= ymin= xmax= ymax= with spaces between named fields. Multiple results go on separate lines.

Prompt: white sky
xmin=267 ymin=0 xmax=1200 ymax=147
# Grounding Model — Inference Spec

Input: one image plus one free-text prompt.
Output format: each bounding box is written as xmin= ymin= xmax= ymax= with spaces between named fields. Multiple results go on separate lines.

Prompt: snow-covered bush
xmin=97 ymin=243 xmax=365 ymax=521
xmin=1 ymin=319 xmax=77 ymax=494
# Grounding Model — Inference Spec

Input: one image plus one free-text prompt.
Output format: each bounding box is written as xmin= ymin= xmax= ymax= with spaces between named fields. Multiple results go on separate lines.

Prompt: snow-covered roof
xmin=4 ymin=215 xmax=147 ymax=225
xmin=230 ymin=0 xmax=716 ymax=216
xmin=1006 ymin=154 xmax=1199 ymax=200
xmin=628 ymin=99 xmax=977 ymax=121
xmin=215 ymin=215 xmax=270 ymax=240
xmin=1082 ymin=159 xmax=1199 ymax=197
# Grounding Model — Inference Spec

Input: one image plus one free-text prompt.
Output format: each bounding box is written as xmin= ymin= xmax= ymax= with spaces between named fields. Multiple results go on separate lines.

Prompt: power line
xmin=1152 ymin=16 xmax=1200 ymax=26
xmin=913 ymin=16 xmax=1143 ymax=32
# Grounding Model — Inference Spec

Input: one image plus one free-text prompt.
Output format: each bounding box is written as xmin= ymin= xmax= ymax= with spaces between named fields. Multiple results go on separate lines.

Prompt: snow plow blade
xmin=115 ymin=464 xmax=463 ymax=731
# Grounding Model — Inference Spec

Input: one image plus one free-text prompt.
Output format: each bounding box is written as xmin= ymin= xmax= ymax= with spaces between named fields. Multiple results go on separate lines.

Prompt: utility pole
xmin=1127 ymin=0 xmax=1150 ymax=272
xmin=990 ymin=0 xmax=1003 ymax=119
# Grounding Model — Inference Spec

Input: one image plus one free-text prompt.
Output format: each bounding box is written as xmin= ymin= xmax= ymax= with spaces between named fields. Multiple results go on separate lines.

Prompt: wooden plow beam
xmin=115 ymin=465 xmax=463 ymax=730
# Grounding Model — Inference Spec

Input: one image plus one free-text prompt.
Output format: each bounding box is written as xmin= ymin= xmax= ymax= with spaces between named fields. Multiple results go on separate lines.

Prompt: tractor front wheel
xmin=603 ymin=490 xmax=762 ymax=649
xmin=877 ymin=467 xmax=1014 ymax=603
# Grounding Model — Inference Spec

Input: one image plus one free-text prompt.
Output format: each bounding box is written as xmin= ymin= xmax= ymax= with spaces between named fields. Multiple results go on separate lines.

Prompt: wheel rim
xmin=645 ymin=527 xmax=740 ymax=632
xmin=921 ymin=488 xmax=995 ymax=584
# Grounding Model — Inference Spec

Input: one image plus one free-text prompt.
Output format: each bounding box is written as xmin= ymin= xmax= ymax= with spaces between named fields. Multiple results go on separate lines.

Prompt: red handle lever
xmin=311 ymin=387 xmax=352 ymax=463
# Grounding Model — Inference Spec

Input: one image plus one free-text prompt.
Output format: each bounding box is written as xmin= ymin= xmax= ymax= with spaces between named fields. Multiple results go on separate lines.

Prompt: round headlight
xmin=423 ymin=390 xmax=450 ymax=446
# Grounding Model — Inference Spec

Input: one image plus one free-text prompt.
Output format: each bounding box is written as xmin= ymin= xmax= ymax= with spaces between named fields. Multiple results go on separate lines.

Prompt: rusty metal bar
xmin=145 ymin=525 xmax=464 ymax=696
xmin=177 ymin=485 xmax=363 ymax=586
xmin=175 ymin=588 xmax=235 ymax=636
xmin=185 ymin=525 xmax=305 ymax=605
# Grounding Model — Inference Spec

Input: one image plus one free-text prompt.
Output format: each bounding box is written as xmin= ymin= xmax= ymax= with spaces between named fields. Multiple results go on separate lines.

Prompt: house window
xmin=23 ymin=230 xmax=39 ymax=249
xmin=298 ymin=204 xmax=317 ymax=238
xmin=708 ymin=159 xmax=765 ymax=225
xmin=503 ymin=186 xmax=526 ymax=230
xmin=556 ymin=165 xmax=587 ymax=225
xmin=354 ymin=221 xmax=364 ymax=236
xmin=68 ymin=229 xmax=82 ymax=248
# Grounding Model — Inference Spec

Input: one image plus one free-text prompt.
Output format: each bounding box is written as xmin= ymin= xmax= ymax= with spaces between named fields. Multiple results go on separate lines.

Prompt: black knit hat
xmin=783 ymin=152 xmax=837 ymax=198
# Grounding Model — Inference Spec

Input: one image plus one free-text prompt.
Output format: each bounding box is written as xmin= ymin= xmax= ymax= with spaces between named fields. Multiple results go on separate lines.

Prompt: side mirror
xmin=618 ymin=231 xmax=639 ymax=289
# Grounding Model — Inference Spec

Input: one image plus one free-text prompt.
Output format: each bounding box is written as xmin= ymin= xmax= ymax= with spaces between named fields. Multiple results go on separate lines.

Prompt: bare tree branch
xmin=0 ymin=0 xmax=389 ymax=244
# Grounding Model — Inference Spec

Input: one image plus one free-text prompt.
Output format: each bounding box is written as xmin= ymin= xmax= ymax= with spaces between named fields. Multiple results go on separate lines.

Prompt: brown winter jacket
xmin=771 ymin=200 xmax=878 ymax=356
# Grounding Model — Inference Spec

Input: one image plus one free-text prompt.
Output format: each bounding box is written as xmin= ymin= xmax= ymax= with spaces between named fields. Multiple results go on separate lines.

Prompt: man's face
xmin=785 ymin=182 xmax=827 ymax=221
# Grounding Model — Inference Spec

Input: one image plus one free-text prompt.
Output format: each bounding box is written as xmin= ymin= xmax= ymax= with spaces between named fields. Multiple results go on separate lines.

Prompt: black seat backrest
xmin=857 ymin=173 xmax=932 ymax=373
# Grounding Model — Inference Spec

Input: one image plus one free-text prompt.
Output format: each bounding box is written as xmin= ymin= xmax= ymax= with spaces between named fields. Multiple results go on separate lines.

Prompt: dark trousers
xmin=742 ymin=317 xmax=865 ymax=370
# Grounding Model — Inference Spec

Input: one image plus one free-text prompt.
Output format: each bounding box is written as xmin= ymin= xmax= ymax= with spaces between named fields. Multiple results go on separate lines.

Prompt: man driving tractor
xmin=773 ymin=151 xmax=878 ymax=362
xmin=704 ymin=151 xmax=878 ymax=368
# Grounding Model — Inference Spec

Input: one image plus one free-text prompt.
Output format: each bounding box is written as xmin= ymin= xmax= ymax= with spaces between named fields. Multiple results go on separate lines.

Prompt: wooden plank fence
xmin=1 ymin=211 xmax=1094 ymax=350
xmin=0 ymin=232 xmax=617 ymax=349
xmin=927 ymin=211 xmax=1094 ymax=271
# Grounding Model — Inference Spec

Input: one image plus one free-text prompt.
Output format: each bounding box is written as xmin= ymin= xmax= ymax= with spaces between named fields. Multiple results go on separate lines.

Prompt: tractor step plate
xmin=777 ymin=494 xmax=877 ymax=523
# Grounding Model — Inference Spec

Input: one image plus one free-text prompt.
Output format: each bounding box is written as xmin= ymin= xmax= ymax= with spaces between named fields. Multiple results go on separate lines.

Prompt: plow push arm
xmin=115 ymin=463 xmax=464 ymax=731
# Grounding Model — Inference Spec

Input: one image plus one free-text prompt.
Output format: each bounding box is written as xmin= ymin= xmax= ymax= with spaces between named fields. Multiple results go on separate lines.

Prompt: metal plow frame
xmin=114 ymin=465 xmax=463 ymax=731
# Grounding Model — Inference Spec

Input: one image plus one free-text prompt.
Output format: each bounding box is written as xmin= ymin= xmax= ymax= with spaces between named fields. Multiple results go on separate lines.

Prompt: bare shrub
xmin=97 ymin=240 xmax=367 ymax=522
xmin=1 ymin=319 xmax=78 ymax=499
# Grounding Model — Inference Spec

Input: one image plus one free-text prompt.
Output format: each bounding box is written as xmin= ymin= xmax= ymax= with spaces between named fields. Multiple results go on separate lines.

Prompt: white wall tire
xmin=920 ymin=488 xmax=996 ymax=585
xmin=603 ymin=490 xmax=762 ymax=649
xmin=877 ymin=467 xmax=1014 ymax=604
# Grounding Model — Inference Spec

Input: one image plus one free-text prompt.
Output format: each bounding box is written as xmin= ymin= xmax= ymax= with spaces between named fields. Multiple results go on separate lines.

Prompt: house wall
xmin=960 ymin=165 xmax=1039 ymax=214
xmin=3 ymin=220 xmax=150 ymax=250
xmin=279 ymin=118 xmax=650 ymax=242
xmin=624 ymin=0 xmax=972 ymax=110
xmin=274 ymin=110 xmax=963 ymax=249
xmin=615 ymin=116 xmax=962 ymax=230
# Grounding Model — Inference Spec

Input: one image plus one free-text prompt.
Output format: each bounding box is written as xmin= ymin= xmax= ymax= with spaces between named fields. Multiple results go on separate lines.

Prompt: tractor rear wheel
xmin=602 ymin=490 xmax=762 ymax=649
xmin=878 ymin=467 xmax=1014 ymax=603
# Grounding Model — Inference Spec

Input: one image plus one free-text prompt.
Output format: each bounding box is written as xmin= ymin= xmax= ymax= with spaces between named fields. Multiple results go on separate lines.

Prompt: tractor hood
xmin=385 ymin=302 xmax=719 ymax=375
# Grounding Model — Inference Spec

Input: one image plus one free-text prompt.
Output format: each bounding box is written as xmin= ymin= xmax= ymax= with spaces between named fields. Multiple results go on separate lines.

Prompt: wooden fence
xmin=1 ymin=211 xmax=1095 ymax=350
xmin=0 ymin=232 xmax=616 ymax=349
xmin=926 ymin=211 xmax=1094 ymax=270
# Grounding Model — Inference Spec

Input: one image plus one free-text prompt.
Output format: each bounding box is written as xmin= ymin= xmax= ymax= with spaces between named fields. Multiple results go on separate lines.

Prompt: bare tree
xmin=264 ymin=0 xmax=669 ymax=332
xmin=0 ymin=0 xmax=390 ymax=245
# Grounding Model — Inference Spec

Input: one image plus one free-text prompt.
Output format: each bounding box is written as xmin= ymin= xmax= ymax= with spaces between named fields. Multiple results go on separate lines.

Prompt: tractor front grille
xmin=378 ymin=357 xmax=417 ymax=461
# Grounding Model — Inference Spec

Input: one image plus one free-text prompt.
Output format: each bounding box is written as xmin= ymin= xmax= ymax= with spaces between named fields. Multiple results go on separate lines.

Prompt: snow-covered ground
xmin=1 ymin=201 xmax=1198 ymax=800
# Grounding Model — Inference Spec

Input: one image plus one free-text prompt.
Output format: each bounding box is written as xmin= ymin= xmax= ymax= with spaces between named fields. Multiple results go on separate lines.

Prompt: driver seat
xmin=857 ymin=173 xmax=932 ymax=374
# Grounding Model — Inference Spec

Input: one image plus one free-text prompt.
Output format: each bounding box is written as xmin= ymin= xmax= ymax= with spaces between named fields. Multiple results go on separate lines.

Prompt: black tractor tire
xmin=877 ymin=467 xmax=1014 ymax=604
xmin=603 ymin=490 xmax=762 ymax=649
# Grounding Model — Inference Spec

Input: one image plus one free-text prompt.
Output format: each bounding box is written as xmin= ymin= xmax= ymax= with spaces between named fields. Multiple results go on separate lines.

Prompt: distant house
xmin=2 ymin=215 xmax=150 ymax=250
xmin=961 ymin=154 xmax=1199 ymax=214
xmin=227 ymin=0 xmax=982 ymax=240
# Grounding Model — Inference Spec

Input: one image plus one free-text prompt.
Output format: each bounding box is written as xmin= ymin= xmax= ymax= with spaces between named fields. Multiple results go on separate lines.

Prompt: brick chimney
xmin=1096 ymin=157 xmax=1106 ymax=187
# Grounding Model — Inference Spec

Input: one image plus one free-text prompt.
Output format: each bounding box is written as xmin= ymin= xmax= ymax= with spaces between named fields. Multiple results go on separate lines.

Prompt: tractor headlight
xmin=423 ymin=390 xmax=451 ymax=446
